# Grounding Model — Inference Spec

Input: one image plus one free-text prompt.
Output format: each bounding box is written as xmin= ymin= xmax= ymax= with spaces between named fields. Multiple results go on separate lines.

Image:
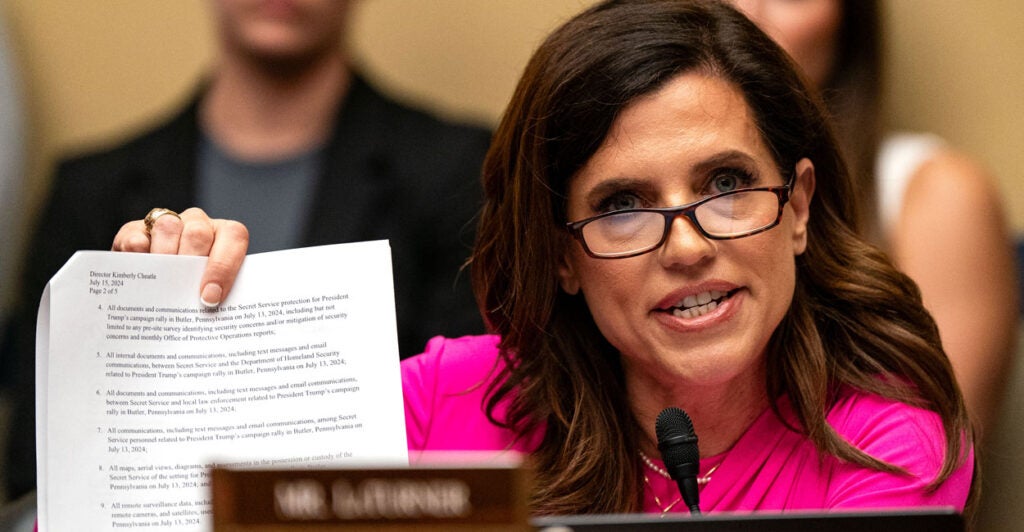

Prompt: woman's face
xmin=729 ymin=0 xmax=842 ymax=88
xmin=559 ymin=72 xmax=814 ymax=392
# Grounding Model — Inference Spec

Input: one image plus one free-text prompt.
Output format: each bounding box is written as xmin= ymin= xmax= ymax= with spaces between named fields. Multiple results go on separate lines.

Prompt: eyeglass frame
xmin=565 ymin=173 xmax=796 ymax=259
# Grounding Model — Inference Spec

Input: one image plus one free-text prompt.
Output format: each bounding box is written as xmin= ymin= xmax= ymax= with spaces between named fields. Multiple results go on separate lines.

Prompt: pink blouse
xmin=402 ymin=335 xmax=973 ymax=514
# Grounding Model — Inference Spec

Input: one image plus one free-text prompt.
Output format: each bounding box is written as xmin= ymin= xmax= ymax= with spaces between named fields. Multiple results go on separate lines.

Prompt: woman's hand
xmin=111 ymin=207 xmax=249 ymax=307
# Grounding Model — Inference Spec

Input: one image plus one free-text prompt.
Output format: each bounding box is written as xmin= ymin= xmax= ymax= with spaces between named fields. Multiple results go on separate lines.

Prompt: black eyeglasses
xmin=565 ymin=179 xmax=793 ymax=259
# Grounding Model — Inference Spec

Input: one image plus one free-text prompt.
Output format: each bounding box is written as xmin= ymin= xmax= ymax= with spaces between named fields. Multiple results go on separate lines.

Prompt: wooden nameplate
xmin=212 ymin=461 xmax=531 ymax=531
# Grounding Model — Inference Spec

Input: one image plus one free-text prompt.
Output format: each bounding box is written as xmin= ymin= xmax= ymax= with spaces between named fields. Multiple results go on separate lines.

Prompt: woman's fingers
xmin=174 ymin=208 xmax=249 ymax=306
xmin=109 ymin=206 xmax=250 ymax=308
xmin=111 ymin=208 xmax=187 ymax=253
xmin=177 ymin=207 xmax=216 ymax=256
xmin=148 ymin=209 xmax=185 ymax=254
xmin=199 ymin=219 xmax=249 ymax=307
xmin=111 ymin=220 xmax=152 ymax=252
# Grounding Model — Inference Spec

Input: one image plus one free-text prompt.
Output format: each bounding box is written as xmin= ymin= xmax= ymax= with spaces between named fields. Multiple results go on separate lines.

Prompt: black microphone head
xmin=655 ymin=407 xmax=702 ymax=513
xmin=655 ymin=407 xmax=699 ymax=478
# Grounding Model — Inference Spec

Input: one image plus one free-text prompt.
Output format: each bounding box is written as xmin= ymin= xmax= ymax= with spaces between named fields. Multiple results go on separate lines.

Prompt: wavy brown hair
xmin=471 ymin=0 xmax=973 ymax=516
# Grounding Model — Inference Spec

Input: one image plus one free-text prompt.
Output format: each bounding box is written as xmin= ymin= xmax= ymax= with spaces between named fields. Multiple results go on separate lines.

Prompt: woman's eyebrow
xmin=689 ymin=150 xmax=759 ymax=175
xmin=583 ymin=177 xmax=653 ymax=206
xmin=578 ymin=150 xmax=762 ymax=207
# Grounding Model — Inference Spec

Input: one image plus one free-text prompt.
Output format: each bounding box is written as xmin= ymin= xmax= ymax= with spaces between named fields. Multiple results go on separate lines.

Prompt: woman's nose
xmin=658 ymin=215 xmax=715 ymax=268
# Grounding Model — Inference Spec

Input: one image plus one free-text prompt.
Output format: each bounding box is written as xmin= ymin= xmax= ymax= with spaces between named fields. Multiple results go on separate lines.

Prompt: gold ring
xmin=143 ymin=208 xmax=181 ymax=236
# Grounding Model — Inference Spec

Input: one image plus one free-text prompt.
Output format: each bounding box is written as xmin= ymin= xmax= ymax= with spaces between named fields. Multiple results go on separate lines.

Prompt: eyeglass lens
xmin=580 ymin=189 xmax=781 ymax=256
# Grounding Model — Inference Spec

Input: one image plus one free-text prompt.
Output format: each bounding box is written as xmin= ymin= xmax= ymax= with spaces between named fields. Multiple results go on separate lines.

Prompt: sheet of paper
xmin=36 ymin=241 xmax=408 ymax=532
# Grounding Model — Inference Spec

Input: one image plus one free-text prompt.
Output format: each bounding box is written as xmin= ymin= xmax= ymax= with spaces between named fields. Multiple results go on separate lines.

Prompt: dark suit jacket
xmin=1 ymin=74 xmax=491 ymax=498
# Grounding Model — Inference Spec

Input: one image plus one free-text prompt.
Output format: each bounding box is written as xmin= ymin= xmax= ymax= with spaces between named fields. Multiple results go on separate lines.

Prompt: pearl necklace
xmin=639 ymin=450 xmax=720 ymax=516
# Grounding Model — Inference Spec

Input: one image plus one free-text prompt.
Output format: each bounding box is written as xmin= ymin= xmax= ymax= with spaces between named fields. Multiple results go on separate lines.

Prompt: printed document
xmin=36 ymin=241 xmax=408 ymax=531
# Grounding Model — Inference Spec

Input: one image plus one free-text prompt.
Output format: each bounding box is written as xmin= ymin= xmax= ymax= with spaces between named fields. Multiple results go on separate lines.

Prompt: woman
xmin=730 ymin=0 xmax=1018 ymax=439
xmin=114 ymin=0 xmax=974 ymax=517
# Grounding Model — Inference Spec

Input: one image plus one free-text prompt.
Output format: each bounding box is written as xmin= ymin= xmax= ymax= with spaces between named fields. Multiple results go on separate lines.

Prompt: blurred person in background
xmin=1 ymin=0 xmax=490 ymax=502
xmin=731 ymin=0 xmax=1018 ymax=441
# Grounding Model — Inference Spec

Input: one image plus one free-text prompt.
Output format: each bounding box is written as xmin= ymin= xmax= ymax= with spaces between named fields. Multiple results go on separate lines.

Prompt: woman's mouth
xmin=665 ymin=289 xmax=736 ymax=319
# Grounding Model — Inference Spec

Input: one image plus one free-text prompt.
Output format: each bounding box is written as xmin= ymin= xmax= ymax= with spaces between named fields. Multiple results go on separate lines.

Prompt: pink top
xmin=402 ymin=335 xmax=973 ymax=514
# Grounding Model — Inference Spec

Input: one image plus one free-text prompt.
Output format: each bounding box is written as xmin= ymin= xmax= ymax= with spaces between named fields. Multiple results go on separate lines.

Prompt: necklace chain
xmin=639 ymin=450 xmax=719 ymax=484
xmin=639 ymin=450 xmax=720 ymax=516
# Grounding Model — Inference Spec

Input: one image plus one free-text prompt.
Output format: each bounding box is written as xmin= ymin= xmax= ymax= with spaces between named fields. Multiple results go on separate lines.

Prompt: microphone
xmin=655 ymin=407 xmax=701 ymax=514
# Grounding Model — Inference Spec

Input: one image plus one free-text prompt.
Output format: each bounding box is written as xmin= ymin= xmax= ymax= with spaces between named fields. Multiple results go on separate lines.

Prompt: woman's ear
xmin=790 ymin=158 xmax=816 ymax=255
xmin=558 ymin=254 xmax=581 ymax=295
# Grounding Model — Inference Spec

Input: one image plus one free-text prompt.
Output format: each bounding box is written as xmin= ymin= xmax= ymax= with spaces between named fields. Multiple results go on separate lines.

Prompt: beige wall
xmin=884 ymin=0 xmax=1024 ymax=232
xmin=2 ymin=0 xmax=1022 ymax=232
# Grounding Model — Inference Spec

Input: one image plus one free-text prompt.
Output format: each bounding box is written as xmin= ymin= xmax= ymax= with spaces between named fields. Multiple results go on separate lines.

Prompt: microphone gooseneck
xmin=655 ymin=406 xmax=701 ymax=514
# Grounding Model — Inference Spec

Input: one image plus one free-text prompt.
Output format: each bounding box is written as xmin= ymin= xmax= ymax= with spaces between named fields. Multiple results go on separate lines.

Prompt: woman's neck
xmin=200 ymin=51 xmax=350 ymax=161
xmin=626 ymin=363 xmax=770 ymax=459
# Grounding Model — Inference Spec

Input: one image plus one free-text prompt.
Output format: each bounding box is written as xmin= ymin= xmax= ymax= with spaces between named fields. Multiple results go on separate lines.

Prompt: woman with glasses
xmin=112 ymin=0 xmax=974 ymax=517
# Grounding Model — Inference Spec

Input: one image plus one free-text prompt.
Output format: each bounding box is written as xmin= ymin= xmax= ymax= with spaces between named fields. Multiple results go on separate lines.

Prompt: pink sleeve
xmin=399 ymin=335 xmax=537 ymax=456
xmin=826 ymin=395 xmax=974 ymax=511
xmin=401 ymin=336 xmax=449 ymax=452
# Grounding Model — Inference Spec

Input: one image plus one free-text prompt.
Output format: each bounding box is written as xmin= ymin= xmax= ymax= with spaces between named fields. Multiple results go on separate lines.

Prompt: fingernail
xmin=201 ymin=284 xmax=223 ymax=308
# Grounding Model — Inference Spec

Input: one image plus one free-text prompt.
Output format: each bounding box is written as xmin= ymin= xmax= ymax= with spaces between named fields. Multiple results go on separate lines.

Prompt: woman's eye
xmin=709 ymin=169 xmax=754 ymax=194
xmin=597 ymin=193 xmax=643 ymax=213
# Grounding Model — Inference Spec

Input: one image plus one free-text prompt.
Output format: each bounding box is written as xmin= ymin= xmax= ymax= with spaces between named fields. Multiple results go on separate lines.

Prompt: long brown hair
xmin=471 ymin=0 xmax=972 ymax=515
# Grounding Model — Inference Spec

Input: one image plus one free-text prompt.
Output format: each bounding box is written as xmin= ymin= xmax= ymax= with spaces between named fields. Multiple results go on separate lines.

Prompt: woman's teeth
xmin=671 ymin=290 xmax=727 ymax=319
